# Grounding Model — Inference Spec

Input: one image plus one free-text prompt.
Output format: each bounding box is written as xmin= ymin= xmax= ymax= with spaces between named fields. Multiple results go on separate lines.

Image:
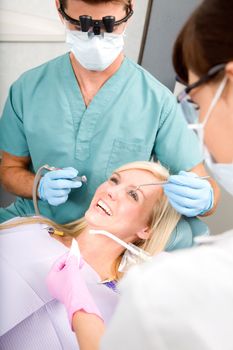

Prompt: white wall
xmin=0 ymin=0 xmax=149 ymax=114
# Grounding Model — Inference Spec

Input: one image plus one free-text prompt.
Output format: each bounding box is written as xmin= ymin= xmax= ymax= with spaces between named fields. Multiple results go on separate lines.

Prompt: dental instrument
xmin=71 ymin=175 xmax=87 ymax=183
xmin=32 ymin=165 xmax=87 ymax=216
xmin=136 ymin=175 xmax=210 ymax=190
xmin=89 ymin=229 xmax=152 ymax=262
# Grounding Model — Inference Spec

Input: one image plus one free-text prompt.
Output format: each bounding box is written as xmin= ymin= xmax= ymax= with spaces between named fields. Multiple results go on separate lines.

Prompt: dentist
xmin=0 ymin=0 xmax=218 ymax=224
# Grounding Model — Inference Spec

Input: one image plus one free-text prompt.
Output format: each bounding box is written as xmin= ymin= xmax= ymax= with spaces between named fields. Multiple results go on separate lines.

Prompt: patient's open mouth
xmin=96 ymin=200 xmax=112 ymax=216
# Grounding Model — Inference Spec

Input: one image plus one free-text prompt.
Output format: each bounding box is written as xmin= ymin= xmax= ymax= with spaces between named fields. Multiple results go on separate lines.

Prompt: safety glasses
xmin=58 ymin=2 xmax=134 ymax=35
xmin=177 ymin=63 xmax=226 ymax=104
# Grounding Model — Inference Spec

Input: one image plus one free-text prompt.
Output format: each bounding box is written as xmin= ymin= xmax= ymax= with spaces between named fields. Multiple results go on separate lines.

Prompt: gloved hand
xmin=38 ymin=167 xmax=82 ymax=206
xmin=163 ymin=171 xmax=214 ymax=217
xmin=46 ymin=253 xmax=103 ymax=329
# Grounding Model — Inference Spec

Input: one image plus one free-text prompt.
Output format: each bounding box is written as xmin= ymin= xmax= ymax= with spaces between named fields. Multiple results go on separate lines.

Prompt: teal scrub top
xmin=0 ymin=54 xmax=202 ymax=224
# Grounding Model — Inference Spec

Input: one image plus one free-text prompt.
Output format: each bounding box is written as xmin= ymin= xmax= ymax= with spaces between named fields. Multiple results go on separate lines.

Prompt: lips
xmin=96 ymin=199 xmax=113 ymax=216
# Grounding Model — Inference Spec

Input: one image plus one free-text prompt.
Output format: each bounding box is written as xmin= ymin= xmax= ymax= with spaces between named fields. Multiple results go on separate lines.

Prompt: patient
xmin=0 ymin=161 xmax=180 ymax=350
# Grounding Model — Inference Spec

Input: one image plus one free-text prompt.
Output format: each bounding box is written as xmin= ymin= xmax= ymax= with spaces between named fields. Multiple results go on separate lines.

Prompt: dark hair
xmin=60 ymin=0 xmax=131 ymax=12
xmin=173 ymin=0 xmax=233 ymax=83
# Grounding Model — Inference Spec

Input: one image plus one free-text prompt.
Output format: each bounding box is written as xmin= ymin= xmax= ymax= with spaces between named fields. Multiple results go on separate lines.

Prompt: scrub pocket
xmin=106 ymin=138 xmax=152 ymax=177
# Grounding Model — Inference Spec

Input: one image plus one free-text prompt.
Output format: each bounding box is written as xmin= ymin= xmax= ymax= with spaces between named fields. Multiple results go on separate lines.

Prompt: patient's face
xmin=85 ymin=169 xmax=163 ymax=241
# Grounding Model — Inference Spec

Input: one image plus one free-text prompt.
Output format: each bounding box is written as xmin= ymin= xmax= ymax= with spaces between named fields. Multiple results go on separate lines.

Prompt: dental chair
xmin=165 ymin=217 xmax=209 ymax=251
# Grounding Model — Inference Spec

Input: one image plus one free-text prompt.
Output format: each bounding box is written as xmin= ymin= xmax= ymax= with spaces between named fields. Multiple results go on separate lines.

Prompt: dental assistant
xmin=0 ymin=0 xmax=219 ymax=224
xmin=47 ymin=0 xmax=233 ymax=349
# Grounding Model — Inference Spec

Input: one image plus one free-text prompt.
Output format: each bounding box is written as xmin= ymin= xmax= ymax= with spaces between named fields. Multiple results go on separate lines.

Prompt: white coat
xmin=101 ymin=229 xmax=233 ymax=350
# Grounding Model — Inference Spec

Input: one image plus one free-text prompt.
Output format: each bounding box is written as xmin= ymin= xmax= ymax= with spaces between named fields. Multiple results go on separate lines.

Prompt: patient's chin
xmin=84 ymin=207 xmax=103 ymax=227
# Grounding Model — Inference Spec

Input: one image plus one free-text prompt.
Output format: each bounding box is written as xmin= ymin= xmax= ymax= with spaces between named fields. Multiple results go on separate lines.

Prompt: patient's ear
xmin=136 ymin=226 xmax=150 ymax=240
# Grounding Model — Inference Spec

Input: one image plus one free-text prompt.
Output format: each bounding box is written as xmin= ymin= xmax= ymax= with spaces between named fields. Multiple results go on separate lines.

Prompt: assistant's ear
xmin=225 ymin=61 xmax=233 ymax=82
xmin=136 ymin=226 xmax=150 ymax=240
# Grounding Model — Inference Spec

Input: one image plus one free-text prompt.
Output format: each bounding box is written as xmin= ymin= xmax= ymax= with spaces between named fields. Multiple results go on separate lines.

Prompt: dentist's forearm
xmin=0 ymin=152 xmax=34 ymax=198
xmin=0 ymin=165 xmax=35 ymax=198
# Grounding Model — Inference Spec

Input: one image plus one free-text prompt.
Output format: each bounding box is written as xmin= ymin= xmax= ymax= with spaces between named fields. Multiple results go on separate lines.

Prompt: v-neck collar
xmin=61 ymin=53 xmax=133 ymax=161
xmin=63 ymin=53 xmax=131 ymax=110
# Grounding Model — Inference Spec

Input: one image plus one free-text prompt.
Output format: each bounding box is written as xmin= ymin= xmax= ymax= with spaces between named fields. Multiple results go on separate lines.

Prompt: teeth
xmin=97 ymin=200 xmax=112 ymax=216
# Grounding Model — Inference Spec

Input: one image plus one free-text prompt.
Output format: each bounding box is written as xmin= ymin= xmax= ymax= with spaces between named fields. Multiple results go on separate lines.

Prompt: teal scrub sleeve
xmin=0 ymin=83 xmax=29 ymax=157
xmin=154 ymin=96 xmax=203 ymax=174
xmin=165 ymin=216 xmax=209 ymax=251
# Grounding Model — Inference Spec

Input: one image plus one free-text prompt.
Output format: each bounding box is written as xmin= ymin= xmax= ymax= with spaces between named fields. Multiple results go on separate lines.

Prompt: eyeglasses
xmin=177 ymin=63 xmax=226 ymax=104
xmin=58 ymin=2 xmax=134 ymax=36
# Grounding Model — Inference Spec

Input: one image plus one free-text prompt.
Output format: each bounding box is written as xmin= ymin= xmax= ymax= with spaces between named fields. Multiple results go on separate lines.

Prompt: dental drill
xmin=32 ymin=165 xmax=87 ymax=216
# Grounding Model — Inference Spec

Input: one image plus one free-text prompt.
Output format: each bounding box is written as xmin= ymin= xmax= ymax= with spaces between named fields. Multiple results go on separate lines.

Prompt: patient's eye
xmin=109 ymin=175 xmax=119 ymax=185
xmin=127 ymin=190 xmax=139 ymax=202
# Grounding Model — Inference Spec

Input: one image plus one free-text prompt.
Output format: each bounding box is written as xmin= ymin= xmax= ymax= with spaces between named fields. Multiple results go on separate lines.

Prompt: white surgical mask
xmin=180 ymin=77 xmax=233 ymax=196
xmin=181 ymin=77 xmax=228 ymax=152
xmin=206 ymin=160 xmax=233 ymax=196
xmin=66 ymin=29 xmax=125 ymax=71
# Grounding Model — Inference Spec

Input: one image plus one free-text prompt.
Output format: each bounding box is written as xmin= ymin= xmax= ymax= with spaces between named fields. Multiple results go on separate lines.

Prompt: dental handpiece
xmin=71 ymin=175 xmax=87 ymax=183
xmin=33 ymin=165 xmax=87 ymax=216
xmin=45 ymin=166 xmax=87 ymax=184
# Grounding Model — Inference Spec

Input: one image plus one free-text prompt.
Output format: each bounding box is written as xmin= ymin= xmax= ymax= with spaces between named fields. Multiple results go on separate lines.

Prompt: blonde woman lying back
xmin=0 ymin=161 xmax=180 ymax=350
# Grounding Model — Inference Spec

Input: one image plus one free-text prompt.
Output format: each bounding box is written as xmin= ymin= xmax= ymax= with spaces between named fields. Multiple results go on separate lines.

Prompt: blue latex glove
xmin=38 ymin=167 xmax=82 ymax=206
xmin=164 ymin=171 xmax=214 ymax=217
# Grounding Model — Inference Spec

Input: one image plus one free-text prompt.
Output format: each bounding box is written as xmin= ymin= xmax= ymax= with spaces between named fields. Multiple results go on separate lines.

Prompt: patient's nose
xmin=107 ymin=185 xmax=124 ymax=201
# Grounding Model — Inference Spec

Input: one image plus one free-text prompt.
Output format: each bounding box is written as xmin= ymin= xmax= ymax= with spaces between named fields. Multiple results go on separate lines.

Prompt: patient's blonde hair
xmin=116 ymin=161 xmax=180 ymax=254
xmin=0 ymin=161 xmax=180 ymax=279
xmin=112 ymin=161 xmax=180 ymax=277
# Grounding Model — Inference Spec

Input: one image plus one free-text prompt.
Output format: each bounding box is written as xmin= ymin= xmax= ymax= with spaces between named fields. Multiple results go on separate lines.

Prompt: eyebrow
xmin=112 ymin=171 xmax=121 ymax=178
xmin=113 ymin=172 xmax=146 ymax=199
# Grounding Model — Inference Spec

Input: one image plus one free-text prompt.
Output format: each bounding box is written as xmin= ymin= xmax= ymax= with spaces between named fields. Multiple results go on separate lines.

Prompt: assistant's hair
xmin=173 ymin=0 xmax=233 ymax=84
xmin=0 ymin=161 xmax=180 ymax=280
xmin=60 ymin=0 xmax=132 ymax=13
